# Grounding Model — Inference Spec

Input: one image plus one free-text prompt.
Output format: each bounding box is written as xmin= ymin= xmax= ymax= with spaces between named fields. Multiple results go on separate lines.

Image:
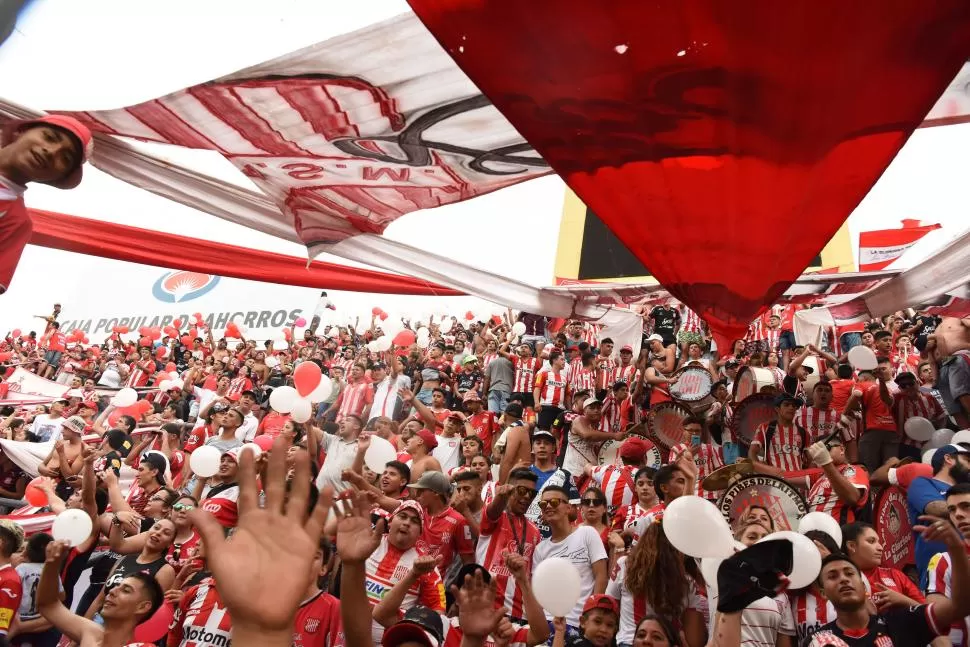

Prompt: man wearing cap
xmin=782 ymin=345 xmax=817 ymax=399
xmin=0 ymin=115 xmax=91 ymax=294
xmin=908 ymin=443 xmax=970 ymax=583
xmin=524 ymin=429 xmax=580 ymax=538
xmin=364 ymin=500 xmax=447 ymax=641
xmin=563 ymin=398 xmax=624 ymax=480
xmin=847 ymin=356 xmax=898 ymax=473
xmin=29 ymin=399 xmax=66 ymax=443
xmin=750 ymin=394 xmax=809 ymax=476
xmin=892 ymin=370 xmax=947 ymax=461
xmin=455 ymin=356 xmax=483 ymax=402
xmin=462 ymin=391 xmax=497 ymax=456
xmin=409 ymin=471 xmax=475 ymax=580
xmin=399 ymin=389 xmax=444 ymax=480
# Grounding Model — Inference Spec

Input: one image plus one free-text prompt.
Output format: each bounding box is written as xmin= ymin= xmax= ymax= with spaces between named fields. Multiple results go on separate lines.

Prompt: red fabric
xmin=858 ymin=219 xmax=942 ymax=271
xmin=406 ymin=1 xmax=970 ymax=343
xmin=27 ymin=209 xmax=460 ymax=296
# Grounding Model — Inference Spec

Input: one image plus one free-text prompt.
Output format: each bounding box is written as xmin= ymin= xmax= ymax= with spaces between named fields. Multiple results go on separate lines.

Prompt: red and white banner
xmin=858 ymin=219 xmax=941 ymax=271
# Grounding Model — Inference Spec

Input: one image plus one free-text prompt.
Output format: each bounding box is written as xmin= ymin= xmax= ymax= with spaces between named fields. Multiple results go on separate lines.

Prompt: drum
xmin=733 ymin=366 xmax=777 ymax=402
xmin=730 ymin=393 xmax=777 ymax=447
xmin=669 ymin=364 xmax=715 ymax=414
xmin=716 ymin=474 xmax=808 ymax=531
xmin=646 ymin=401 xmax=692 ymax=452
xmin=598 ymin=438 xmax=663 ymax=469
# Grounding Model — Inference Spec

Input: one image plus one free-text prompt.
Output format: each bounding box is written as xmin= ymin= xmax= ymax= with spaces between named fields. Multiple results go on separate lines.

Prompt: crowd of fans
xmin=0 ymin=299 xmax=965 ymax=647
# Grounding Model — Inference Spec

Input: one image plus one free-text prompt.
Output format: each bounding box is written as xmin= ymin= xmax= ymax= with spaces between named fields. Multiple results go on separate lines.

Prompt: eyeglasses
xmin=581 ymin=498 xmax=605 ymax=507
xmin=172 ymin=503 xmax=195 ymax=512
xmin=537 ymin=498 xmax=567 ymax=511
xmin=513 ymin=486 xmax=537 ymax=500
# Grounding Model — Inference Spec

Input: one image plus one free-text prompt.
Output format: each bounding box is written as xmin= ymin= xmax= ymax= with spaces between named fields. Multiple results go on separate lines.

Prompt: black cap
xmin=716 ymin=539 xmax=793 ymax=613
xmin=105 ymin=429 xmax=134 ymax=457
xmin=382 ymin=606 xmax=443 ymax=647
xmin=453 ymin=563 xmax=491 ymax=588
xmin=504 ymin=402 xmax=524 ymax=418
xmin=239 ymin=389 xmax=257 ymax=399
xmin=773 ymin=393 xmax=804 ymax=408
xmin=140 ymin=452 xmax=168 ymax=484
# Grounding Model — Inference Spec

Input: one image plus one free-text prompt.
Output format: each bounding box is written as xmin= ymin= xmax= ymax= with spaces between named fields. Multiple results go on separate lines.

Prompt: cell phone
xmin=690 ymin=434 xmax=701 ymax=447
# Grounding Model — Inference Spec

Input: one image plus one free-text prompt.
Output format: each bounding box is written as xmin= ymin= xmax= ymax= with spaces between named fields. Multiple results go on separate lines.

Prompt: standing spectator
xmin=892 ymin=371 xmax=946 ymax=461
xmin=750 ymin=394 xmax=808 ymax=476
xmin=533 ymin=352 xmax=571 ymax=431
xmin=462 ymin=391 xmax=498 ymax=456
xmin=30 ymin=400 xmax=66 ymax=443
xmin=483 ymin=349 xmax=514 ymax=414
xmin=315 ymin=414 xmax=363 ymax=493
xmin=647 ymin=302 xmax=680 ymax=349
xmin=333 ymin=363 xmax=373 ymax=423
xmin=849 ymin=359 xmax=898 ymax=473
xmin=503 ymin=344 xmax=541 ymax=411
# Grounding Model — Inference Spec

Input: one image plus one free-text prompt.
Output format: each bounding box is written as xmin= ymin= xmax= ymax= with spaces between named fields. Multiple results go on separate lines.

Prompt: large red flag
xmin=858 ymin=219 xmax=942 ymax=272
xmin=406 ymin=0 xmax=970 ymax=346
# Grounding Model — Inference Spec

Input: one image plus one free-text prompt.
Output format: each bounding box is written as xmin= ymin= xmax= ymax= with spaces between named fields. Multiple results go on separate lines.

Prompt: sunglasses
xmin=581 ymin=498 xmax=605 ymax=507
xmin=514 ymin=486 xmax=537 ymax=500
xmin=172 ymin=502 xmax=195 ymax=512
xmin=537 ymin=498 xmax=567 ymax=511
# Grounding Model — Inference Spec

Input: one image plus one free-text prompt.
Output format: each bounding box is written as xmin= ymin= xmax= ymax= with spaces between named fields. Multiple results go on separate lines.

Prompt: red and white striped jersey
xmin=365 ymin=537 xmax=446 ymax=642
xmin=789 ymin=588 xmax=836 ymax=645
xmin=798 ymin=407 xmax=853 ymax=444
xmin=170 ymin=576 xmax=232 ymax=647
xmin=751 ymin=422 xmax=806 ymax=472
xmin=511 ymin=356 xmax=542 ymax=393
xmin=334 ymin=358 xmax=354 ymax=374
xmin=125 ymin=361 xmax=152 ymax=388
xmin=594 ymin=356 xmax=617 ymax=391
xmin=226 ymin=376 xmax=252 ymax=399
xmin=806 ymin=463 xmax=869 ymax=525
xmin=336 ymin=380 xmax=374 ymax=421
xmin=476 ymin=511 xmax=541 ymax=619
xmin=570 ymin=366 xmax=597 ymax=395
xmin=442 ymin=615 xmax=528 ymax=647
xmin=669 ymin=442 xmax=725 ymax=501
xmin=598 ymin=394 xmax=622 ymax=433
xmin=927 ymin=548 xmax=970 ymax=647
xmin=535 ymin=368 xmax=571 ymax=408
xmin=610 ymin=502 xmax=655 ymax=541
xmin=763 ymin=328 xmax=781 ymax=353
xmin=613 ymin=363 xmax=640 ymax=387
xmin=893 ymin=392 xmax=946 ymax=448
xmin=480 ymin=353 xmax=498 ymax=369
xmin=588 ymin=464 xmax=635 ymax=512
xmin=746 ymin=317 xmax=765 ymax=342
xmin=769 ymin=366 xmax=786 ymax=388
xmin=293 ymin=590 xmax=343 ymax=647
xmin=681 ymin=307 xmax=703 ymax=334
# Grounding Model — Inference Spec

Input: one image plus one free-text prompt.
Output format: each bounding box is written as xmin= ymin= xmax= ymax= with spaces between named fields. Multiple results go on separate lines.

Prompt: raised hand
xmin=188 ymin=438 xmax=333 ymax=640
xmin=411 ymin=554 xmax=438 ymax=577
xmin=334 ymin=490 xmax=385 ymax=566
xmin=453 ymin=570 xmax=507 ymax=639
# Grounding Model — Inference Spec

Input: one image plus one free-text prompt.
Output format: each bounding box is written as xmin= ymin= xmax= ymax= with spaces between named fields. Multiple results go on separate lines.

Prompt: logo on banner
xmin=875 ymin=486 xmax=914 ymax=570
xmin=152 ymin=271 xmax=220 ymax=303
xmin=717 ymin=474 xmax=808 ymax=531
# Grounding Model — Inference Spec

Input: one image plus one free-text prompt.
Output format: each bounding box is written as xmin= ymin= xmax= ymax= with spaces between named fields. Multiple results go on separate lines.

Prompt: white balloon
xmin=328 ymin=327 xmax=341 ymax=339
xmin=367 ymin=340 xmax=380 ymax=353
xmin=51 ymin=509 xmax=93 ymax=547
xmin=308 ymin=376 xmax=333 ymax=403
xmin=416 ymin=327 xmax=430 ymax=339
xmin=158 ymin=380 xmax=172 ymax=392
xmin=531 ymin=557 xmax=581 ymax=617
xmin=662 ymin=495 xmax=735 ymax=559
xmin=846 ymin=345 xmax=878 ymax=371
xmin=376 ymin=336 xmax=392 ymax=352
xmin=290 ymin=398 xmax=313 ymax=423
xmin=512 ymin=322 xmax=527 ymax=336
xmin=416 ymin=336 xmax=430 ymax=349
xmin=954 ymin=429 xmax=970 ymax=445
xmin=759 ymin=530 xmax=821 ymax=589
xmin=170 ymin=379 xmax=184 ymax=391
xmin=904 ymin=416 xmax=935 ymax=442
xmin=241 ymin=442 xmax=262 ymax=459
xmin=439 ymin=318 xmax=454 ymax=334
xmin=189 ymin=445 xmax=221 ymax=477
xmin=365 ymin=436 xmax=398 ymax=473
xmin=269 ymin=386 xmax=299 ymax=414
xmin=382 ymin=317 xmax=403 ymax=335
xmin=927 ymin=428 xmax=955 ymax=450
xmin=923 ymin=448 xmax=939 ymax=465
xmin=112 ymin=387 xmax=137 ymax=407
xmin=798 ymin=511 xmax=843 ymax=546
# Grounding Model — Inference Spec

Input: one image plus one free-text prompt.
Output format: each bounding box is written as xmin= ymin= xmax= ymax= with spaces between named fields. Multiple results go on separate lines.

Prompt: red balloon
xmin=372 ymin=307 xmax=382 ymax=316
xmin=406 ymin=0 xmax=970 ymax=343
xmin=138 ymin=326 xmax=149 ymax=336
xmin=11 ymin=329 xmax=20 ymax=338
xmin=393 ymin=329 xmax=417 ymax=347
xmin=491 ymin=315 xmax=502 ymax=326
xmin=165 ymin=362 xmax=177 ymax=373
xmin=117 ymin=325 xmax=129 ymax=334
xmin=25 ymin=479 xmax=47 ymax=507
xmin=172 ymin=318 xmax=183 ymax=330
xmin=181 ymin=335 xmax=192 ymax=346
xmin=139 ymin=336 xmax=152 ymax=347
xmin=163 ymin=326 xmax=178 ymax=338
xmin=137 ymin=399 xmax=153 ymax=414
xmin=89 ymin=347 xmax=101 ymax=357
xmin=150 ymin=328 xmax=162 ymax=340
xmin=379 ymin=312 xmax=389 ymax=321
xmin=283 ymin=327 xmax=293 ymax=341
xmin=465 ymin=311 xmax=474 ymax=321
xmin=133 ymin=600 xmax=174 ymax=643
xmin=253 ymin=435 xmax=275 ymax=452
xmin=189 ymin=327 xmax=198 ymax=338
xmin=0 ymin=352 xmax=12 ymax=362
xmin=154 ymin=346 xmax=167 ymax=359
xmin=293 ymin=361 xmax=323 ymax=397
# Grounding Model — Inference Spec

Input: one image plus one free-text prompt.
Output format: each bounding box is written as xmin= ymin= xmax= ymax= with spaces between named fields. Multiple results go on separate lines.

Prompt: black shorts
xmin=510 ymin=392 xmax=535 ymax=409
xmin=537 ymin=405 xmax=563 ymax=431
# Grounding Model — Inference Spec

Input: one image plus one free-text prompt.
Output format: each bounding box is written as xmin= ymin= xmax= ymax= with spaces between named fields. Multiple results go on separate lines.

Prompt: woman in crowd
xmin=448 ymin=434 xmax=485 ymax=477
xmin=841 ymin=521 xmax=925 ymax=609
xmin=579 ymin=486 xmax=612 ymax=551
xmin=612 ymin=467 xmax=659 ymax=543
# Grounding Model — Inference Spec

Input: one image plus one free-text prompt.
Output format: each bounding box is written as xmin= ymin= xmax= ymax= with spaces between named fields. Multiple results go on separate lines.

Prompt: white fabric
xmin=29 ymin=415 xmax=62 ymax=443
xmin=0 ymin=439 xmax=54 ymax=477
xmin=315 ymin=433 xmax=358 ymax=492
xmin=235 ymin=412 xmax=259 ymax=443
xmin=431 ymin=434 xmax=462 ymax=473
xmin=532 ymin=525 xmax=607 ymax=626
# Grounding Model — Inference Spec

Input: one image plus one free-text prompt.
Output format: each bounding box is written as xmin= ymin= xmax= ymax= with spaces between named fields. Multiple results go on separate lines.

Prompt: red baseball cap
xmin=1 ymin=115 xmax=92 ymax=189
xmin=582 ymin=594 xmax=619 ymax=616
xmin=417 ymin=429 xmax=439 ymax=450
xmin=619 ymin=437 xmax=652 ymax=461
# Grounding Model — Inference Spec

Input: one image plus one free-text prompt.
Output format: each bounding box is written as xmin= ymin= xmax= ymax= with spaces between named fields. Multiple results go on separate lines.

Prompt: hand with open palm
xmin=189 ymin=439 xmax=333 ymax=645
xmin=335 ymin=490 xmax=385 ymax=565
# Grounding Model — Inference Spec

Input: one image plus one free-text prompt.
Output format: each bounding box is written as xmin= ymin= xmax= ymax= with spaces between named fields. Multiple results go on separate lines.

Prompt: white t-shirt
xmin=532 ymin=525 xmax=607 ymax=626
xmin=316 ymin=433 xmax=359 ymax=492
xmin=97 ymin=361 xmax=122 ymax=388
xmin=432 ymin=435 xmax=462 ymax=473
xmin=191 ymin=387 xmax=220 ymax=417
xmin=235 ymin=412 xmax=259 ymax=443
xmin=370 ymin=375 xmax=411 ymax=420
xmin=706 ymin=565 xmax=796 ymax=646
xmin=30 ymin=415 xmax=62 ymax=443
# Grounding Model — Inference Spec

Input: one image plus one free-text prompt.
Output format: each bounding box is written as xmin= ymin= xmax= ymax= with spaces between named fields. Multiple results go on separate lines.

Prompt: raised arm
xmin=39 ymin=540 xmax=101 ymax=643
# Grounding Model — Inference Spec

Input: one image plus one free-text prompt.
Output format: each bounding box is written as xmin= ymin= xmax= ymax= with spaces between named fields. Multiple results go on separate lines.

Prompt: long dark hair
xmin=635 ymin=614 xmax=683 ymax=646
xmin=625 ymin=521 xmax=700 ymax=621
xmin=581 ymin=486 xmax=609 ymax=526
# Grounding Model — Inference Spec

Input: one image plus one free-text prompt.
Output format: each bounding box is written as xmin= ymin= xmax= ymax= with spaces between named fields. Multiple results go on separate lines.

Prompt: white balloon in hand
xmin=531 ymin=557 xmax=581 ymax=617
xmin=52 ymin=509 xmax=93 ymax=547
xmin=364 ymin=435 xmax=398 ymax=473
xmin=189 ymin=445 xmax=221 ymax=477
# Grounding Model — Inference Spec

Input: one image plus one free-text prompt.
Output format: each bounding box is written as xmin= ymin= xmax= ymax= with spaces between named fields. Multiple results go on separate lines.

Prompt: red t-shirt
xmin=0 ymin=563 xmax=22 ymax=634
xmin=0 ymin=179 xmax=31 ymax=294
xmin=293 ymin=591 xmax=343 ymax=647
xmin=860 ymin=381 xmax=896 ymax=432
xmin=47 ymin=332 xmax=67 ymax=353
xmin=257 ymin=411 xmax=291 ymax=440
xmin=417 ymin=507 xmax=475 ymax=570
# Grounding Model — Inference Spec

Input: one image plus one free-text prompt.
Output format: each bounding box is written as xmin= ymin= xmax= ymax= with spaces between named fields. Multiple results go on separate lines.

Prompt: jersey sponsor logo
xmin=184 ymin=625 xmax=231 ymax=647
xmin=0 ymin=608 xmax=11 ymax=629
xmin=152 ymin=270 xmax=221 ymax=303
xmin=0 ymin=588 xmax=16 ymax=599
xmin=304 ymin=617 xmax=321 ymax=633
xmin=364 ymin=578 xmax=390 ymax=600
xmin=202 ymin=501 xmax=223 ymax=513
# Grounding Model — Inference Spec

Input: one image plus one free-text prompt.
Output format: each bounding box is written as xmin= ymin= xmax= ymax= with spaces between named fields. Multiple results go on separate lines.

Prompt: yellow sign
xmin=554 ymin=188 xmax=855 ymax=284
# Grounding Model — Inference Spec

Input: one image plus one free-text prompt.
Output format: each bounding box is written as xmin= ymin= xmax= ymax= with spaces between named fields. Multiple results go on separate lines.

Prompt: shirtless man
xmin=37 ymin=416 xmax=86 ymax=497
xmin=406 ymin=429 xmax=442 ymax=481
xmin=498 ymin=403 xmax=532 ymax=483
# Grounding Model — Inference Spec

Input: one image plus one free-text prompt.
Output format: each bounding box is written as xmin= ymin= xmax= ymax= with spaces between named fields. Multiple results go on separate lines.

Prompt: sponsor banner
xmin=717 ymin=474 xmax=808 ymax=532
xmin=874 ymin=486 xmax=915 ymax=570
xmin=858 ymin=220 xmax=941 ymax=272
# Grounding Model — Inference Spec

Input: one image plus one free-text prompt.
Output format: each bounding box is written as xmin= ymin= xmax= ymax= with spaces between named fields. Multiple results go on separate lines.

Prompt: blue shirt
xmin=907 ymin=475 xmax=951 ymax=585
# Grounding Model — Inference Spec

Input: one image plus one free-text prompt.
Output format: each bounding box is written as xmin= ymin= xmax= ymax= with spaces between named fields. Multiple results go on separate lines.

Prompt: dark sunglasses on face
xmin=537 ymin=498 xmax=566 ymax=511
xmin=581 ymin=498 xmax=605 ymax=507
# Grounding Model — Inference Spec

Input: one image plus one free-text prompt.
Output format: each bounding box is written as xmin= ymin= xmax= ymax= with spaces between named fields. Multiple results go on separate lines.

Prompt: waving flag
xmin=858 ymin=219 xmax=942 ymax=272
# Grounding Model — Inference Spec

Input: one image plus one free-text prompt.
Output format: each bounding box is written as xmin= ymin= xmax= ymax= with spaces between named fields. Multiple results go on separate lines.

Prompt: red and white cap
xmin=1 ymin=114 xmax=93 ymax=189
